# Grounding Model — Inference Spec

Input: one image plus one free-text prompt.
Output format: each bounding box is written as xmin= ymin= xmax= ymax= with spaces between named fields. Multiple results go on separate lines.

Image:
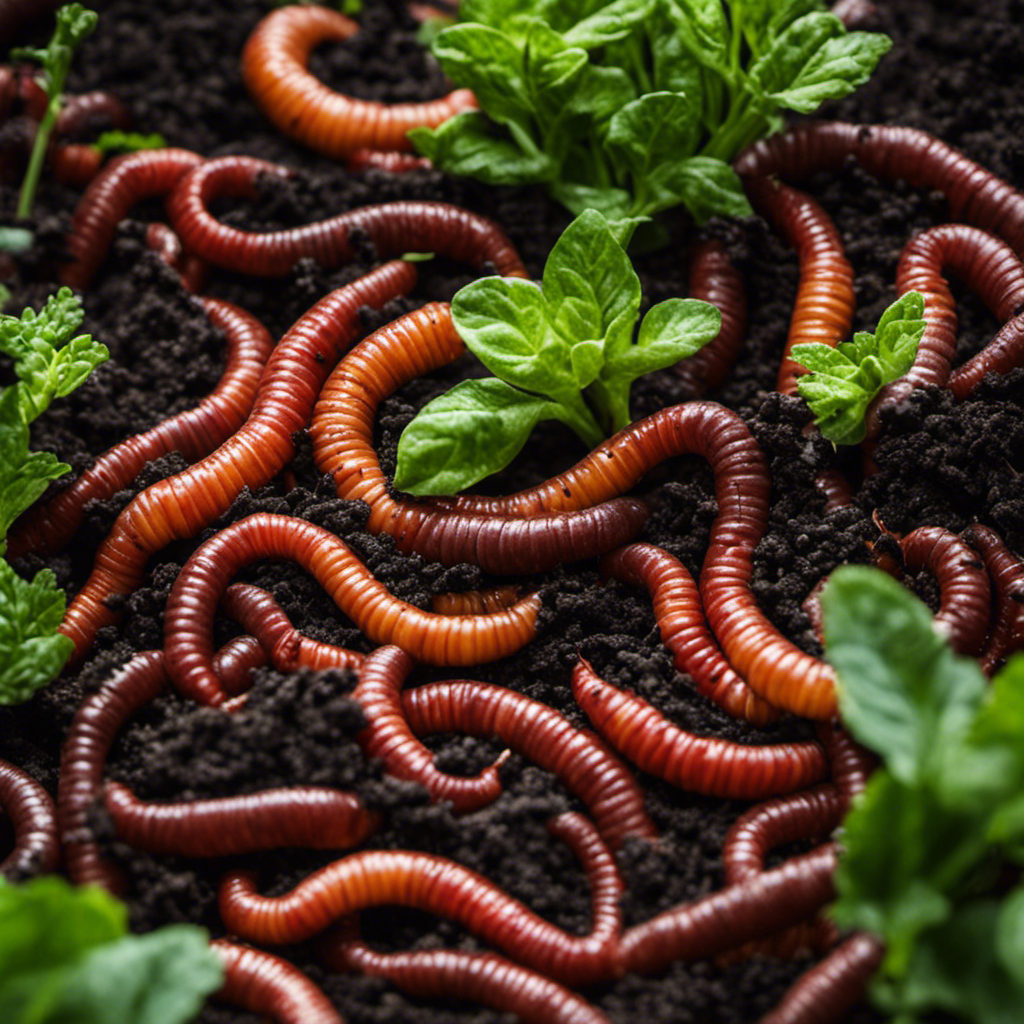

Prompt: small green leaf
xmin=996 ymin=887 xmax=1024 ymax=989
xmin=653 ymin=155 xmax=753 ymax=223
xmin=0 ymin=228 xmax=34 ymax=254
xmin=661 ymin=0 xmax=729 ymax=74
xmin=394 ymin=378 xmax=559 ymax=495
xmin=606 ymin=297 xmax=721 ymax=379
xmin=570 ymin=339 xmax=605 ymax=388
xmin=561 ymin=0 xmax=656 ymax=49
xmin=821 ymin=565 xmax=986 ymax=787
xmin=93 ymin=130 xmax=167 ymax=155
xmin=546 ymin=180 xmax=634 ymax=220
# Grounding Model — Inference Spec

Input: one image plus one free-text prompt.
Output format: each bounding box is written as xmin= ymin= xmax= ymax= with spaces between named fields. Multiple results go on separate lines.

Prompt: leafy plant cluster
xmin=393 ymin=210 xmax=721 ymax=495
xmin=0 ymin=876 xmax=222 ymax=1024
xmin=0 ymin=288 xmax=108 ymax=704
xmin=822 ymin=566 xmax=1024 ymax=1024
xmin=412 ymin=0 xmax=892 ymax=226
xmin=792 ymin=290 xmax=926 ymax=445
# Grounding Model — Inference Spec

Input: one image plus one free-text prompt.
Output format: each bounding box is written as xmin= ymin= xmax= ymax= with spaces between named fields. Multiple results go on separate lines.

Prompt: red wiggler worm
xmin=322 ymin=936 xmax=612 ymax=1024
xmin=166 ymin=156 xmax=528 ymax=278
xmin=757 ymin=931 xmax=886 ymax=1024
xmin=344 ymin=148 xmax=432 ymax=174
xmin=59 ymin=260 xmax=417 ymax=664
xmin=240 ymin=4 xmax=477 ymax=158
xmin=103 ymin=781 xmax=381 ymax=857
xmin=144 ymin=222 xmax=209 ymax=293
xmin=352 ymin=646 xmax=506 ymax=814
xmin=0 ymin=759 xmax=60 ymax=880
xmin=571 ymin=658 xmax=828 ymax=800
xmin=219 ymin=812 xmax=624 ymax=986
xmin=219 ymin=583 xmax=366 ymax=676
xmin=962 ymin=524 xmax=1024 ymax=673
xmin=430 ymin=584 xmax=522 ymax=615
xmin=162 ymin=512 xmax=544 ymax=704
xmin=48 ymin=142 xmax=103 ymax=186
xmin=311 ymin=301 xmax=650 ymax=572
xmin=672 ymin=237 xmax=748 ymax=396
xmin=210 ymin=940 xmax=344 ymax=1024
xmin=722 ymin=785 xmax=843 ymax=886
xmin=949 ymin=313 xmax=1024 ymax=399
xmin=7 ymin=297 xmax=274 ymax=559
xmin=817 ymin=722 xmax=875 ymax=811
xmin=399 ymin=678 xmax=659 ymax=848
xmin=743 ymin=177 xmax=856 ymax=395
xmin=54 ymin=89 xmax=131 ymax=139
xmin=617 ymin=843 xmax=839 ymax=976
xmin=734 ymin=121 xmax=1024 ymax=258
xmin=207 ymin=634 xmax=268 ymax=697
xmin=60 ymin=147 xmax=204 ymax=290
xmin=601 ymin=542 xmax=780 ymax=726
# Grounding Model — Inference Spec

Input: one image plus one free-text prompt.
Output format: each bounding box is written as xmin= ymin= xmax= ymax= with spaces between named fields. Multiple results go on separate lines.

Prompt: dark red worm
xmin=757 ymin=931 xmax=886 ymax=1024
xmin=240 ymin=4 xmax=476 ymax=158
xmin=430 ymin=584 xmax=522 ymax=615
xmin=0 ymin=759 xmax=60 ymax=880
xmin=817 ymin=722 xmax=875 ymax=812
xmin=211 ymin=940 xmax=344 ymax=1024
xmin=219 ymin=811 xmax=624 ymax=986
xmin=59 ymin=260 xmax=417 ymax=664
xmin=220 ymin=583 xmax=365 ymax=676
xmin=723 ymin=785 xmax=843 ymax=886
xmin=310 ymin=301 xmax=650 ymax=572
xmin=209 ymin=634 xmax=268 ymax=697
xmin=829 ymin=0 xmax=879 ymax=28
xmin=322 ymin=934 xmax=611 ymax=1024
xmin=617 ymin=843 xmax=839 ymax=976
xmin=163 ymin=513 xmax=544 ymax=704
xmin=345 ymin=148 xmax=433 ymax=174
xmin=55 ymin=89 xmax=131 ymax=139
xmin=166 ymin=156 xmax=527 ymax=278
xmin=144 ymin=222 xmax=209 ymax=294
xmin=353 ymin=646 xmax=505 ymax=814
xmin=103 ymin=781 xmax=381 ymax=857
xmin=949 ymin=311 xmax=1024 ymax=399
xmin=743 ymin=176 xmax=856 ymax=396
xmin=734 ymin=121 xmax=1024 ymax=258
xmin=400 ymin=679 xmax=659 ymax=849
xmin=60 ymin=147 xmax=203 ymax=290
xmin=601 ymin=543 xmax=779 ymax=726
xmin=871 ymin=524 xmax=992 ymax=656
xmin=672 ymin=237 xmax=748 ymax=396
xmin=868 ymin=225 xmax=1024 ymax=433
xmin=8 ymin=297 xmax=274 ymax=559
xmin=962 ymin=523 xmax=1024 ymax=673
xmin=571 ymin=658 xmax=828 ymax=800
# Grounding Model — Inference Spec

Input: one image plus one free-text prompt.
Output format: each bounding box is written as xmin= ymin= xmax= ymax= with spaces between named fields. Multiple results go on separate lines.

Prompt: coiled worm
xmin=0 ymin=759 xmax=60 ymax=880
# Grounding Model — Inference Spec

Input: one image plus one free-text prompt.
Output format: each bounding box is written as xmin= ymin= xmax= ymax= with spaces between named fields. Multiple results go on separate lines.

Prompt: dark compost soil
xmin=2 ymin=0 xmax=1024 ymax=1021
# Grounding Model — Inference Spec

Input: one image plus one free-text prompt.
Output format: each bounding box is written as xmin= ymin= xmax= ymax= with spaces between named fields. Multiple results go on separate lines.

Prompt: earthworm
xmin=571 ymin=658 xmax=828 ymax=800
xmin=49 ymin=142 xmax=104 ymax=186
xmin=743 ymin=177 xmax=855 ymax=395
xmin=162 ymin=512 xmax=544 ymax=704
xmin=311 ymin=301 xmax=650 ymax=572
xmin=0 ymin=759 xmax=60 ymax=880
xmin=60 ymin=146 xmax=203 ymax=290
xmin=617 ymin=843 xmax=838 ymax=975
xmin=59 ymin=260 xmax=416 ymax=664
xmin=723 ymin=785 xmax=843 ymax=886
xmin=219 ymin=812 xmax=623 ymax=986
xmin=671 ymin=237 xmax=748 ymax=396
xmin=430 ymin=584 xmax=522 ymax=615
xmin=103 ymin=781 xmax=380 ymax=857
xmin=57 ymin=650 xmax=168 ymax=891
xmin=55 ymin=90 xmax=131 ymax=139
xmin=949 ymin=312 xmax=1024 ymax=398
xmin=962 ymin=524 xmax=1024 ymax=673
xmin=353 ymin=646 xmax=505 ymax=814
xmin=400 ymin=679 xmax=659 ymax=848
xmin=345 ymin=148 xmax=432 ymax=174
xmin=240 ymin=4 xmax=477 ymax=158
xmin=166 ymin=156 xmax=527 ymax=278
xmin=7 ymin=297 xmax=274 ymax=559
xmin=211 ymin=940 xmax=344 ymax=1024
xmin=209 ymin=634 xmax=268 ymax=697
xmin=757 ymin=932 xmax=886 ymax=1024
xmin=817 ymin=722 xmax=875 ymax=811
xmin=601 ymin=542 xmax=779 ymax=726
xmin=144 ymin=222 xmax=208 ymax=293
xmin=322 ymin=937 xmax=611 ymax=1024
xmin=220 ymin=583 xmax=365 ymax=675
xmin=867 ymin=225 xmax=1024 ymax=434
xmin=734 ymin=121 xmax=1024 ymax=257
xmin=872 ymin=524 xmax=991 ymax=656
xmin=829 ymin=0 xmax=878 ymax=28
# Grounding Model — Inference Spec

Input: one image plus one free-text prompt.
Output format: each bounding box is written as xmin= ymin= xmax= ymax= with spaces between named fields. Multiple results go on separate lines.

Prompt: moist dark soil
xmin=2 ymin=0 xmax=1023 ymax=1021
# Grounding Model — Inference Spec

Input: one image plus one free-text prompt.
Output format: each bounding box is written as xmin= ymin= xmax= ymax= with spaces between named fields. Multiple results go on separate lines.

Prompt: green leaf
xmin=821 ymin=565 xmax=987 ymax=787
xmin=451 ymin=277 xmax=580 ymax=402
xmin=409 ymin=113 xmax=554 ymax=184
xmin=541 ymin=208 xmax=640 ymax=361
xmin=606 ymin=92 xmax=701 ymax=193
xmin=562 ymin=0 xmax=656 ymax=49
xmin=650 ymin=155 xmax=753 ymax=223
xmin=661 ymin=0 xmax=729 ymax=74
xmin=93 ymin=130 xmax=167 ymax=155
xmin=0 ymin=228 xmax=34 ymax=254
xmin=393 ymin=378 xmax=560 ymax=495
xmin=996 ymin=886 xmax=1024 ymax=989
xmin=0 ymin=560 xmax=73 ymax=704
xmin=546 ymin=180 xmax=634 ymax=220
